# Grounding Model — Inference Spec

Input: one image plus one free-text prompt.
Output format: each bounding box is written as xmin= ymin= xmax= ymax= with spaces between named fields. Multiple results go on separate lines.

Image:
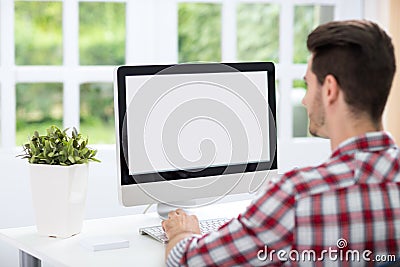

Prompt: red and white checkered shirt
xmin=166 ymin=131 xmax=400 ymax=266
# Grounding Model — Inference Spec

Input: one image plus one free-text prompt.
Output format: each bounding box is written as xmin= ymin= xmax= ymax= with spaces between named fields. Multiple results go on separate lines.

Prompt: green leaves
xmin=18 ymin=125 xmax=100 ymax=166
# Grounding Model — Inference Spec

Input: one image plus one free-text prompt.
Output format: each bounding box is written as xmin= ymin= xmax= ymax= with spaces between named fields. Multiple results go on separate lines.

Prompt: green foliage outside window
xmin=15 ymin=1 xmax=63 ymax=65
xmin=79 ymin=2 xmax=126 ymax=65
xmin=16 ymin=83 xmax=63 ymax=145
xmin=293 ymin=79 xmax=307 ymax=90
xmin=237 ymin=3 xmax=280 ymax=62
xmin=178 ymin=3 xmax=222 ymax=63
xmin=293 ymin=5 xmax=334 ymax=64
xmin=80 ymin=83 xmax=115 ymax=144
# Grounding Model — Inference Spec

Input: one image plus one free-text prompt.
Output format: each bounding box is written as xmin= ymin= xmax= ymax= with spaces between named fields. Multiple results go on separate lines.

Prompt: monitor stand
xmin=157 ymin=200 xmax=196 ymax=220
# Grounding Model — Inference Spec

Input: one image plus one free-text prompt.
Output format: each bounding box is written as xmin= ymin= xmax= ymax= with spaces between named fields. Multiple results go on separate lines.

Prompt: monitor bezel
xmin=115 ymin=62 xmax=277 ymax=186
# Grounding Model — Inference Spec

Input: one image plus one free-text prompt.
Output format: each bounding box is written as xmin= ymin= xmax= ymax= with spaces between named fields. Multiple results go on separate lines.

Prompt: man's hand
xmin=162 ymin=209 xmax=200 ymax=239
xmin=162 ymin=209 xmax=201 ymax=261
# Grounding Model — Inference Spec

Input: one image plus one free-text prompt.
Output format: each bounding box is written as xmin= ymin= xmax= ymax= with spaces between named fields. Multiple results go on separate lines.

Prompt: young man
xmin=163 ymin=20 xmax=399 ymax=266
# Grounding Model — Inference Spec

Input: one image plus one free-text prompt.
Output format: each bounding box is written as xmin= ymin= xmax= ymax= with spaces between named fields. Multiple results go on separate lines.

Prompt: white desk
xmin=0 ymin=200 xmax=250 ymax=267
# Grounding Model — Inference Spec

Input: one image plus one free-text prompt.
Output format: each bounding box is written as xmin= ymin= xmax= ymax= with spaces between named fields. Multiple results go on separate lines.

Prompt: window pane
xmin=16 ymin=83 xmax=63 ymax=145
xmin=15 ymin=1 xmax=62 ymax=65
xmin=80 ymin=83 xmax=114 ymax=144
xmin=292 ymin=80 xmax=308 ymax=137
xmin=293 ymin=79 xmax=306 ymax=90
xmin=79 ymin=2 xmax=126 ymax=65
xmin=178 ymin=3 xmax=221 ymax=63
xmin=237 ymin=4 xmax=280 ymax=62
xmin=293 ymin=5 xmax=334 ymax=64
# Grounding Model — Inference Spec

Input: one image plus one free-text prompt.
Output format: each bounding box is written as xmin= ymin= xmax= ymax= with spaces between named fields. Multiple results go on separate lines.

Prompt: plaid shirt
xmin=167 ymin=132 xmax=400 ymax=266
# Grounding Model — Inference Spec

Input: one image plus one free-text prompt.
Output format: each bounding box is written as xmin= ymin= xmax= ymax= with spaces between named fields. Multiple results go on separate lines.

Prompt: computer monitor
xmin=114 ymin=62 xmax=277 ymax=218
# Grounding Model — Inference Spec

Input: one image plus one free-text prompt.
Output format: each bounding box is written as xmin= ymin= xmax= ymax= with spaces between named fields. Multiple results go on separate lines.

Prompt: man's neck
xmin=329 ymin=117 xmax=382 ymax=151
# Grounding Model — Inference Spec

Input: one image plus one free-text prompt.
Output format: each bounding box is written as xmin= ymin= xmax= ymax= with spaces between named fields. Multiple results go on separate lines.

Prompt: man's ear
xmin=322 ymin=74 xmax=340 ymax=106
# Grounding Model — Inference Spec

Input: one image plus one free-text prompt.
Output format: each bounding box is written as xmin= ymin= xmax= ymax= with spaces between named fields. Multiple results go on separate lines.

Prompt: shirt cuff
xmin=166 ymin=235 xmax=200 ymax=267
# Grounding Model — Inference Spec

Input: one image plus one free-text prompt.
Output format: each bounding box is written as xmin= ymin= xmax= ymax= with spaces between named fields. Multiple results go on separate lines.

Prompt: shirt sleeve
xmin=165 ymin=177 xmax=296 ymax=266
xmin=166 ymin=236 xmax=193 ymax=267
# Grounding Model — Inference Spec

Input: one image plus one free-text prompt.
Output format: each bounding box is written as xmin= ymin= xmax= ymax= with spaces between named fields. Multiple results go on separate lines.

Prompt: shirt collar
xmin=331 ymin=131 xmax=397 ymax=158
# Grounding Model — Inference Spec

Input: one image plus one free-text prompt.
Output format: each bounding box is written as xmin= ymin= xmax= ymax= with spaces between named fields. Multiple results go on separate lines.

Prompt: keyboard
xmin=139 ymin=218 xmax=231 ymax=243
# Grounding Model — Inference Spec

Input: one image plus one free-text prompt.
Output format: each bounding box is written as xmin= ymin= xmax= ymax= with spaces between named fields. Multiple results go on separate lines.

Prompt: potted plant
xmin=18 ymin=125 xmax=99 ymax=238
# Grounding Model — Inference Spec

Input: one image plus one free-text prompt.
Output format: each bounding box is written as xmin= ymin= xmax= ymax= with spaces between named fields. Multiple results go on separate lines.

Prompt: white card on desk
xmin=80 ymin=236 xmax=130 ymax=251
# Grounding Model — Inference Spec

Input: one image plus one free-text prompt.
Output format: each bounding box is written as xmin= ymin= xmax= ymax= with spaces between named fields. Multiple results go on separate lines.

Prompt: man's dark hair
xmin=307 ymin=20 xmax=396 ymax=123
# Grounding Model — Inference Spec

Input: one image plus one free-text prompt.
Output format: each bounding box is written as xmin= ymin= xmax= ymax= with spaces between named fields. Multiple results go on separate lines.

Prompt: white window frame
xmin=0 ymin=0 xmax=362 ymax=171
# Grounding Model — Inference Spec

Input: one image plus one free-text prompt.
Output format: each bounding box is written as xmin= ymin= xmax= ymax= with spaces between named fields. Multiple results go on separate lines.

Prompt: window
xmin=292 ymin=79 xmax=308 ymax=138
xmin=16 ymin=83 xmax=63 ymax=145
xmin=291 ymin=4 xmax=334 ymax=138
xmin=0 ymin=0 xmax=362 ymax=173
xmin=237 ymin=3 xmax=280 ymax=62
xmin=79 ymin=2 xmax=126 ymax=65
xmin=15 ymin=1 xmax=63 ymax=65
xmin=178 ymin=3 xmax=222 ymax=62
xmin=293 ymin=5 xmax=334 ymax=64
xmin=80 ymin=82 xmax=115 ymax=144
xmin=6 ymin=0 xmax=124 ymax=146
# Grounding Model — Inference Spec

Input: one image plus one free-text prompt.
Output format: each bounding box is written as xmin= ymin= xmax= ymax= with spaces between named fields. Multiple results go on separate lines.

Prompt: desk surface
xmin=0 ymin=200 xmax=251 ymax=267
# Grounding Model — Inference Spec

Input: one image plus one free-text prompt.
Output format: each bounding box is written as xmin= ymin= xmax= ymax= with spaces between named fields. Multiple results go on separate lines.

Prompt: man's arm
xmin=161 ymin=178 xmax=295 ymax=266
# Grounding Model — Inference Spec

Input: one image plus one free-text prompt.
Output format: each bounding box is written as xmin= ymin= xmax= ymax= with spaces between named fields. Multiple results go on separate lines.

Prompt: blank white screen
xmin=125 ymin=71 xmax=270 ymax=175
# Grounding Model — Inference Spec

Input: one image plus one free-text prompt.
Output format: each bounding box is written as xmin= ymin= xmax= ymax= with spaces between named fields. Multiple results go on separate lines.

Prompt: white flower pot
xmin=29 ymin=163 xmax=88 ymax=238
